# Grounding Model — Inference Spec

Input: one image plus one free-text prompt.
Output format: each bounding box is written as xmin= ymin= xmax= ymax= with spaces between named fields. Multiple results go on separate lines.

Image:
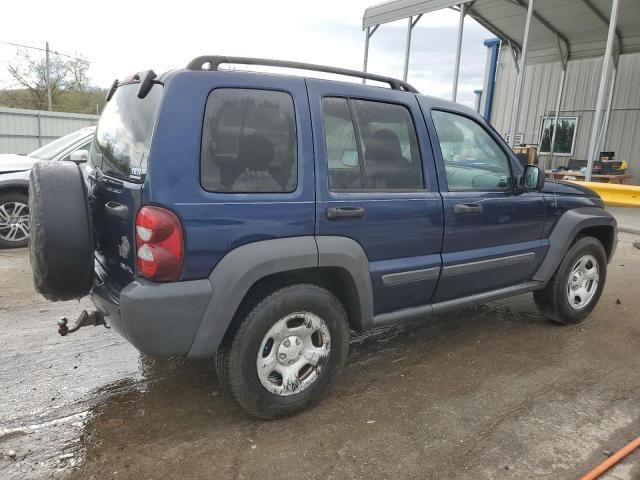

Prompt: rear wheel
xmin=534 ymin=236 xmax=607 ymax=325
xmin=0 ymin=192 xmax=29 ymax=248
xmin=216 ymin=283 xmax=350 ymax=419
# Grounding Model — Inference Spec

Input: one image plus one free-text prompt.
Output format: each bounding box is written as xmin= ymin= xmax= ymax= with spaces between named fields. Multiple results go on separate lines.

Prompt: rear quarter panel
xmin=145 ymin=71 xmax=315 ymax=280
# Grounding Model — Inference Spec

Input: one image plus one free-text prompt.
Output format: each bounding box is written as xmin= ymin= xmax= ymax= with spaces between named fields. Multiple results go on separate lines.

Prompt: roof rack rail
xmin=186 ymin=55 xmax=419 ymax=93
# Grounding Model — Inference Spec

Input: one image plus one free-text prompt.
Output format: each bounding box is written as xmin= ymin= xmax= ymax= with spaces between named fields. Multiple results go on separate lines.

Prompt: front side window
xmin=322 ymin=97 xmax=424 ymax=191
xmin=201 ymin=89 xmax=297 ymax=193
xmin=432 ymin=110 xmax=512 ymax=191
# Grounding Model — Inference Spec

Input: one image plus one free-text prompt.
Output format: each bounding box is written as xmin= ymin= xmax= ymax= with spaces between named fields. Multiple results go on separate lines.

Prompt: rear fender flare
xmin=187 ymin=236 xmax=373 ymax=358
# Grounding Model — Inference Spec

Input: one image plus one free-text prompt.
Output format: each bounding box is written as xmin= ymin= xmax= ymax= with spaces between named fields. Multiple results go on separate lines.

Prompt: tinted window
xmin=201 ymin=89 xmax=297 ymax=193
xmin=322 ymin=98 xmax=362 ymax=189
xmin=91 ymin=83 xmax=161 ymax=182
xmin=432 ymin=110 xmax=512 ymax=191
xmin=322 ymin=97 xmax=424 ymax=191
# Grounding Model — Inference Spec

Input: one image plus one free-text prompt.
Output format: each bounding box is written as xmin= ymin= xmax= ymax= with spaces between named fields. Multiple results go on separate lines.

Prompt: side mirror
xmin=69 ymin=149 xmax=89 ymax=163
xmin=522 ymin=164 xmax=545 ymax=192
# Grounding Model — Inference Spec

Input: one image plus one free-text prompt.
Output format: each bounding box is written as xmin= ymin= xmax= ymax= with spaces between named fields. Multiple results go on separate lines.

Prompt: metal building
xmin=0 ymin=107 xmax=98 ymax=155
xmin=480 ymin=45 xmax=640 ymax=184
xmin=362 ymin=0 xmax=640 ymax=184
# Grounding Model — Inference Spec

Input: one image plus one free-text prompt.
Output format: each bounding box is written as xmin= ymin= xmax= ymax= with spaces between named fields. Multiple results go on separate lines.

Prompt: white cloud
xmin=1 ymin=0 xmax=494 ymax=106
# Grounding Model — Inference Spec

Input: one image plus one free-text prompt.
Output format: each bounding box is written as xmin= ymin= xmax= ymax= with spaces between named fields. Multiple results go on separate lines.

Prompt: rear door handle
xmin=104 ymin=201 xmax=129 ymax=220
xmin=454 ymin=203 xmax=483 ymax=214
xmin=326 ymin=206 xmax=365 ymax=220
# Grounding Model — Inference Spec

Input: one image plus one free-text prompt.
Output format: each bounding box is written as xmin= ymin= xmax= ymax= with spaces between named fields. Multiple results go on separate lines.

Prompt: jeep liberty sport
xmin=28 ymin=56 xmax=617 ymax=419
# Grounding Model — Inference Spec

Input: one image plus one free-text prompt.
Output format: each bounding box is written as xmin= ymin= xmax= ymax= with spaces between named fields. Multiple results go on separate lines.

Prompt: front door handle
xmin=454 ymin=203 xmax=483 ymax=214
xmin=326 ymin=206 xmax=365 ymax=220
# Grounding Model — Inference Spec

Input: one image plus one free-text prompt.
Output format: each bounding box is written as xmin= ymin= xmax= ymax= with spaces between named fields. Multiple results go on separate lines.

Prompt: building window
xmin=539 ymin=116 xmax=578 ymax=156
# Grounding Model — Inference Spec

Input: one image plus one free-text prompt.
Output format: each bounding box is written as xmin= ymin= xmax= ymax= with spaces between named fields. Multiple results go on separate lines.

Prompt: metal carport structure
xmin=362 ymin=0 xmax=640 ymax=180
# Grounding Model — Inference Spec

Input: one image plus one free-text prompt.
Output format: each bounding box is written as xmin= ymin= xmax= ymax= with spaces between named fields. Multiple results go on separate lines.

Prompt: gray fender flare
xmin=316 ymin=236 xmax=374 ymax=331
xmin=187 ymin=236 xmax=373 ymax=358
xmin=533 ymin=207 xmax=617 ymax=283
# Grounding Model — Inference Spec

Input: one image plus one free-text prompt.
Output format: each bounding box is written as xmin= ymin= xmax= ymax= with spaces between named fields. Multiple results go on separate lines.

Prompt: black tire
xmin=216 ymin=283 xmax=350 ymax=419
xmin=0 ymin=191 xmax=30 ymax=249
xmin=534 ymin=236 xmax=607 ymax=325
xmin=29 ymin=161 xmax=94 ymax=301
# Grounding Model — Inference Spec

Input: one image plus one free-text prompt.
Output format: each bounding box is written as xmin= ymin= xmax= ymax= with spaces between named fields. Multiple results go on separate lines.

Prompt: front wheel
xmin=216 ymin=284 xmax=350 ymax=419
xmin=0 ymin=192 xmax=30 ymax=248
xmin=534 ymin=236 xmax=607 ymax=325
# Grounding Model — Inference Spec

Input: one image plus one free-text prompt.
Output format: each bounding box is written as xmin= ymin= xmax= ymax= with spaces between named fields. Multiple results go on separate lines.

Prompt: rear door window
xmin=200 ymin=89 xmax=297 ymax=193
xmin=91 ymin=83 xmax=162 ymax=182
xmin=322 ymin=97 xmax=424 ymax=191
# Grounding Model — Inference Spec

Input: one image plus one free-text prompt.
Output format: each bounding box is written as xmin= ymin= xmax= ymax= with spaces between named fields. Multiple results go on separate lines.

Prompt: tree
xmin=4 ymin=48 xmax=92 ymax=111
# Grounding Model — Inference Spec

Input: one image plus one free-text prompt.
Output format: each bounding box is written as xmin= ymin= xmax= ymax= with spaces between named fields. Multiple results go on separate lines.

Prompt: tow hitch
xmin=57 ymin=310 xmax=108 ymax=336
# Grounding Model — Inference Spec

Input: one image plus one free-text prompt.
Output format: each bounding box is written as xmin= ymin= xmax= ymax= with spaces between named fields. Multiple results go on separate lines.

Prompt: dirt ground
xmin=1 ymin=235 xmax=639 ymax=480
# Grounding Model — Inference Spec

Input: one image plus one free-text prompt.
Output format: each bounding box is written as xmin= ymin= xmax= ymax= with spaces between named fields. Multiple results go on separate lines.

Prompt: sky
xmin=0 ymin=0 xmax=493 ymax=107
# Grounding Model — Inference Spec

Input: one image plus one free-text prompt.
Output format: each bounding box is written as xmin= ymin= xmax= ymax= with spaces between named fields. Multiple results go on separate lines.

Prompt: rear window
xmin=200 ymin=89 xmax=297 ymax=193
xmin=90 ymin=83 xmax=162 ymax=182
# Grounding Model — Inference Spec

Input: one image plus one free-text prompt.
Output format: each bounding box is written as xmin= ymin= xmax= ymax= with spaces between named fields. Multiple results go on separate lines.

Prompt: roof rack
xmin=186 ymin=55 xmax=419 ymax=93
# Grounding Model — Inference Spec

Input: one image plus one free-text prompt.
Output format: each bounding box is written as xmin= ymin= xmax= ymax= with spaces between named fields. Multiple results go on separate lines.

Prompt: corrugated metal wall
xmin=0 ymin=107 xmax=98 ymax=155
xmin=488 ymin=47 xmax=640 ymax=184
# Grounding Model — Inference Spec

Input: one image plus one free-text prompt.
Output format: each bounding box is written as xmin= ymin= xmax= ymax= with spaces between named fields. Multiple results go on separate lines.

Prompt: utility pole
xmin=45 ymin=42 xmax=52 ymax=111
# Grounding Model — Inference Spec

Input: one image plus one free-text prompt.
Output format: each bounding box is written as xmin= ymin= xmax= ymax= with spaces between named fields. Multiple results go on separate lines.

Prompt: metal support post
xmin=452 ymin=3 xmax=467 ymax=102
xmin=362 ymin=25 xmax=379 ymax=84
xmin=586 ymin=0 xmax=619 ymax=181
xmin=598 ymin=65 xmax=617 ymax=153
xmin=546 ymin=66 xmax=566 ymax=170
xmin=402 ymin=15 xmax=422 ymax=82
xmin=403 ymin=17 xmax=413 ymax=81
xmin=508 ymin=0 xmax=534 ymax=148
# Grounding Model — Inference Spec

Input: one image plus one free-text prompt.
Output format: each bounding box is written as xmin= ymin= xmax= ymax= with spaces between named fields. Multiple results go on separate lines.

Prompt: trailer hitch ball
xmin=56 ymin=310 xmax=107 ymax=336
xmin=58 ymin=317 xmax=70 ymax=336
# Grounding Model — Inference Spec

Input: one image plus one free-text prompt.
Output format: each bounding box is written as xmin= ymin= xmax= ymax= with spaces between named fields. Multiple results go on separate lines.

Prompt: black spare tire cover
xmin=29 ymin=161 xmax=93 ymax=301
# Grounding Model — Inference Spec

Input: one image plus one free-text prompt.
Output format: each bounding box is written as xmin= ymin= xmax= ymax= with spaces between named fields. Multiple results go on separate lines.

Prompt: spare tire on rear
xmin=29 ymin=161 xmax=94 ymax=301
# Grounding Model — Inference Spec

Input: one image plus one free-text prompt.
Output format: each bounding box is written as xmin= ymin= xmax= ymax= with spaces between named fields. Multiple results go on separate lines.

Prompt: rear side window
xmin=91 ymin=83 xmax=161 ymax=182
xmin=322 ymin=97 xmax=424 ymax=191
xmin=201 ymin=89 xmax=297 ymax=193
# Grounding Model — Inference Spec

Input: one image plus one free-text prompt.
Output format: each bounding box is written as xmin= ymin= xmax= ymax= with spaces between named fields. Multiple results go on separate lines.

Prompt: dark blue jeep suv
xmin=29 ymin=56 xmax=617 ymax=419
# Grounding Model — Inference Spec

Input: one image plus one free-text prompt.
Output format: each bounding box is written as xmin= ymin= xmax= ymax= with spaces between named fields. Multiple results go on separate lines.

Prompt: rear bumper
xmin=90 ymin=274 xmax=213 ymax=356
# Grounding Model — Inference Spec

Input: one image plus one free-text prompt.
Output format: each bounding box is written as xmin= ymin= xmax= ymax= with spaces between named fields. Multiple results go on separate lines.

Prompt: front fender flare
xmin=534 ymin=207 xmax=617 ymax=283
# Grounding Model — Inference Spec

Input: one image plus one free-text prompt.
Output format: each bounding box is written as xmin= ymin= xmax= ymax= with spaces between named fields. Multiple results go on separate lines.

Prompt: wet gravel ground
xmin=1 ymin=234 xmax=639 ymax=480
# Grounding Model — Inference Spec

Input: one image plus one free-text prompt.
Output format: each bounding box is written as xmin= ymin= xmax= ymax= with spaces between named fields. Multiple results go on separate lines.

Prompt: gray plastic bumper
xmin=91 ymin=277 xmax=213 ymax=356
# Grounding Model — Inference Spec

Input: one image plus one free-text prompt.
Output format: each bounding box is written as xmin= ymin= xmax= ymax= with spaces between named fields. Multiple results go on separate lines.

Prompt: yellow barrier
xmin=567 ymin=181 xmax=640 ymax=207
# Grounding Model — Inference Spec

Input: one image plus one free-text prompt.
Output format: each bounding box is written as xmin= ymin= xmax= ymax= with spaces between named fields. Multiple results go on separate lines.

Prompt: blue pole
xmin=483 ymin=38 xmax=500 ymax=122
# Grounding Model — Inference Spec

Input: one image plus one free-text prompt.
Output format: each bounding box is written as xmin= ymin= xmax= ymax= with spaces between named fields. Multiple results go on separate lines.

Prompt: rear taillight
xmin=135 ymin=206 xmax=183 ymax=281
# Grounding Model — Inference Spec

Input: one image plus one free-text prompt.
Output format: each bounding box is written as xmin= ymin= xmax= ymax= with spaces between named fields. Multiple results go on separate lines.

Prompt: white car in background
xmin=0 ymin=126 xmax=95 ymax=248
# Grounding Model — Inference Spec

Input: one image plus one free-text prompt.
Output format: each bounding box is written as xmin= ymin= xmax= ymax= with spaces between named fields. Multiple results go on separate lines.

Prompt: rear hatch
xmin=87 ymin=81 xmax=162 ymax=287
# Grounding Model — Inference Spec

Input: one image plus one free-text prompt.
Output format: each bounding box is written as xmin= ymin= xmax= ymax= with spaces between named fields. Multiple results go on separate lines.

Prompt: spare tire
xmin=29 ymin=161 xmax=94 ymax=301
